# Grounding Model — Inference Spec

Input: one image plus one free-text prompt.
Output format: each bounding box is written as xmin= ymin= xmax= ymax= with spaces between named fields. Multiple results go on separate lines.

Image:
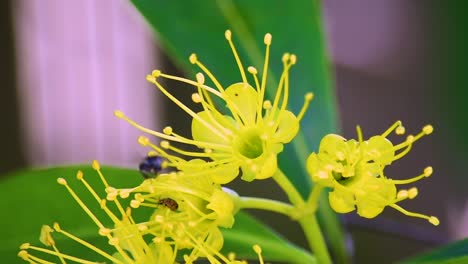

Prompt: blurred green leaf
xmin=1 ymin=165 xmax=315 ymax=263
xmin=0 ymin=165 xmax=142 ymax=263
xmin=131 ymin=0 xmax=346 ymax=262
xmin=399 ymin=239 xmax=468 ymax=264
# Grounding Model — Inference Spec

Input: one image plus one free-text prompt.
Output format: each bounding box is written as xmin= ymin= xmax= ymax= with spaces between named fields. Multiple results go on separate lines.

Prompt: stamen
xmin=253 ymin=244 xmax=264 ymax=264
xmin=87 ymin=165 xmax=127 ymax=221
xmin=192 ymin=93 xmax=202 ymax=103
xmin=391 ymin=166 xmax=433 ymax=185
xmin=423 ymin=125 xmax=434 ymax=135
xmin=163 ymin=126 xmax=173 ymax=135
xmin=116 ymin=111 xmax=229 ymax=149
xmin=57 ymin=178 xmax=105 ymax=228
xmin=53 ymin=223 xmax=125 ymax=264
xmin=297 ymin=92 xmax=314 ymax=121
xmin=396 ymin=125 xmax=405 ymax=135
xmin=225 ymin=30 xmax=247 ymax=83
xmin=408 ymin=187 xmax=418 ymax=199
xmin=163 ymin=142 xmax=232 ymax=159
xmin=20 ymin=243 xmax=103 ymax=264
xmin=381 ymin=121 xmax=402 ymax=137
xmin=356 ymin=125 xmax=364 ymax=143
xmin=259 ymin=33 xmax=272 ymax=125
xmin=150 ymin=81 xmax=230 ymax=141
xmin=189 ymin=53 xmax=227 ymax=95
xmin=155 ymin=71 xmax=222 ymax=97
xmin=389 ymin=204 xmax=439 ymax=226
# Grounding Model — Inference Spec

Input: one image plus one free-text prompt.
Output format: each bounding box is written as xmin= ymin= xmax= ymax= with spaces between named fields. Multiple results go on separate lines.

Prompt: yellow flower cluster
xmin=19 ymin=29 xmax=439 ymax=264
xmin=307 ymin=122 xmax=439 ymax=225
xmin=18 ymin=161 xmax=263 ymax=264
xmin=115 ymin=30 xmax=313 ymax=183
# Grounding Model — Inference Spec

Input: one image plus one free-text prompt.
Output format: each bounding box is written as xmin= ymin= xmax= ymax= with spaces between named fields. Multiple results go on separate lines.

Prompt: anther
xmin=424 ymin=166 xmax=433 ymax=177
xmin=406 ymin=135 xmax=415 ymax=143
xmin=119 ymin=190 xmax=130 ymax=199
xmin=97 ymin=228 xmax=110 ymax=236
xmin=130 ymin=199 xmax=140 ymax=208
xmin=423 ymin=125 xmax=434 ymax=135
xmin=290 ymin=54 xmax=297 ymax=64
xmin=146 ymin=74 xmax=156 ymax=83
xmin=76 ymin=170 xmax=84 ymax=180
xmin=429 ymin=216 xmax=440 ymax=226
xmin=397 ymin=190 xmax=408 ymax=199
xmin=57 ymin=178 xmax=67 ymax=185
xmin=396 ymin=126 xmax=405 ymax=135
xmin=408 ymin=187 xmax=418 ymax=199
xmin=92 ymin=160 xmax=101 ymax=170
xmin=305 ymin=92 xmax=314 ymax=101
xmin=192 ymin=93 xmax=202 ymax=103
xmin=282 ymin=53 xmax=290 ymax=63
xmin=53 ymin=223 xmax=61 ymax=231
xmin=151 ymin=70 xmax=161 ymax=77
xmin=138 ymin=136 xmax=150 ymax=146
xmin=248 ymin=66 xmax=258 ymax=74
xmin=113 ymin=110 xmax=125 ymax=118
xmin=189 ymin=53 xmax=197 ymax=64
xmin=196 ymin=72 xmax=205 ymax=84
xmin=264 ymin=33 xmax=272 ymax=45
xmin=263 ymin=100 xmax=272 ymax=109
xmin=253 ymin=244 xmax=262 ymax=254
xmin=163 ymin=126 xmax=173 ymax=135
xmin=108 ymin=237 xmax=119 ymax=246
xmin=20 ymin=243 xmax=30 ymax=250
xmin=225 ymin=29 xmax=232 ymax=40
xmin=39 ymin=225 xmax=55 ymax=246
xmin=17 ymin=250 xmax=28 ymax=259
xmin=160 ymin=141 xmax=170 ymax=149
xmin=106 ymin=191 xmax=118 ymax=201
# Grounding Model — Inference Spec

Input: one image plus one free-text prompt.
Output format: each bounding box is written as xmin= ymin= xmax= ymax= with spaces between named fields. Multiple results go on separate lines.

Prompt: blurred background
xmin=1 ymin=0 xmax=467 ymax=263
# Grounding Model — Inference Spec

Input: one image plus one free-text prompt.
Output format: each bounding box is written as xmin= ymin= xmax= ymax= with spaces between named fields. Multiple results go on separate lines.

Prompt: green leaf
xmin=0 ymin=165 xmax=142 ymax=263
xmin=223 ymin=211 xmax=316 ymax=264
xmin=130 ymin=0 xmax=346 ymax=262
xmin=1 ymin=165 xmax=315 ymax=263
xmin=399 ymin=239 xmax=468 ymax=264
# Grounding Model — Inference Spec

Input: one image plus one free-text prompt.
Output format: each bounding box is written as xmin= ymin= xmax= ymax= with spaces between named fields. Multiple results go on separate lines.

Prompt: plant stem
xmin=238 ymin=196 xmax=294 ymax=216
xmin=307 ymin=185 xmax=324 ymax=212
xmin=273 ymin=169 xmax=332 ymax=264
xmin=298 ymin=214 xmax=332 ymax=264
xmin=272 ymin=169 xmax=305 ymax=205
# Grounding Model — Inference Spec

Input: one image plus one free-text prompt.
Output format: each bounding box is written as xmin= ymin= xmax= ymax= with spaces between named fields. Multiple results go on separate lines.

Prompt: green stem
xmin=238 ymin=196 xmax=294 ymax=216
xmin=307 ymin=185 xmax=324 ymax=212
xmin=272 ymin=169 xmax=305 ymax=205
xmin=298 ymin=214 xmax=332 ymax=264
xmin=273 ymin=169 xmax=332 ymax=264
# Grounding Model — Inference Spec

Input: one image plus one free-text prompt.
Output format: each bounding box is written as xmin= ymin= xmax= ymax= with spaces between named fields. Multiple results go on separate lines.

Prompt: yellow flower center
xmin=234 ymin=128 xmax=264 ymax=159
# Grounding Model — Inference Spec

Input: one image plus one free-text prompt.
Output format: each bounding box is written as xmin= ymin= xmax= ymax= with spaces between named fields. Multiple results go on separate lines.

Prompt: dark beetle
xmin=158 ymin=198 xmax=179 ymax=211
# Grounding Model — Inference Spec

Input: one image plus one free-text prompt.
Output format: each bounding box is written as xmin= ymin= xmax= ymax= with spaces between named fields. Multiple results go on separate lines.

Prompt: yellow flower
xmin=19 ymin=161 xmax=179 ymax=263
xmin=115 ymin=169 xmax=236 ymax=261
xmin=115 ymin=30 xmax=313 ymax=183
xmin=307 ymin=121 xmax=440 ymax=225
xmin=17 ymin=161 xmax=250 ymax=264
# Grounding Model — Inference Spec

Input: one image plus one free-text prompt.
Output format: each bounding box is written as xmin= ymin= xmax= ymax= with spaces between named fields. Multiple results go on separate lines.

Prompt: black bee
xmin=158 ymin=198 xmax=179 ymax=211
xmin=139 ymin=155 xmax=164 ymax=179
